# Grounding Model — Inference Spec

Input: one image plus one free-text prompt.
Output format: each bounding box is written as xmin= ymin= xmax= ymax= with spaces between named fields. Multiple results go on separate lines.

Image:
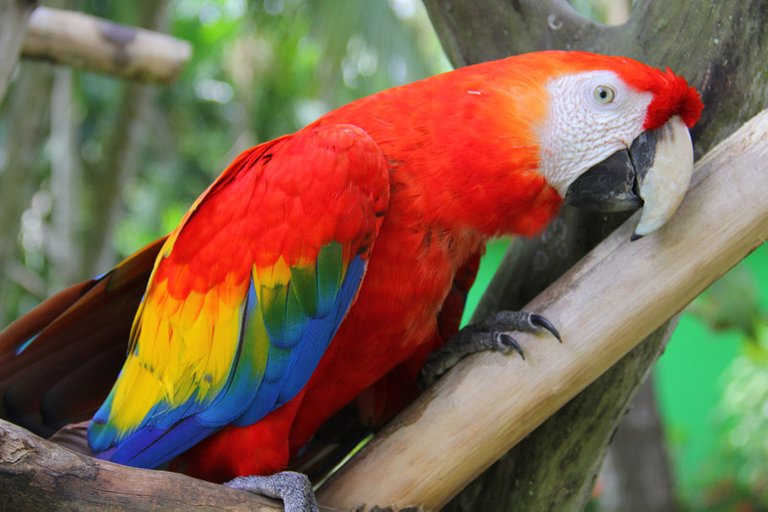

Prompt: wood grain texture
xmin=21 ymin=7 xmax=191 ymax=85
xmin=0 ymin=418 xmax=283 ymax=511
xmin=318 ymin=110 xmax=768 ymax=510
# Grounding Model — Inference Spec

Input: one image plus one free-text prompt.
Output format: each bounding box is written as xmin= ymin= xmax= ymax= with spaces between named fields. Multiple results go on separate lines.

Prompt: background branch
xmin=0 ymin=0 xmax=36 ymax=102
xmin=317 ymin=110 xmax=768 ymax=510
xmin=21 ymin=6 xmax=191 ymax=85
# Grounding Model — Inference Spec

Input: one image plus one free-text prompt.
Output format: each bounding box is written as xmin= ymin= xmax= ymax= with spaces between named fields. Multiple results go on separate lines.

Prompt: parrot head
xmin=532 ymin=52 xmax=703 ymax=238
xmin=314 ymin=51 xmax=703 ymax=240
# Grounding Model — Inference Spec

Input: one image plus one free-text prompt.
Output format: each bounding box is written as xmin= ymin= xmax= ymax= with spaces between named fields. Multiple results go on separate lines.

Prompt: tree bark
xmin=598 ymin=376 xmax=677 ymax=512
xmin=416 ymin=1 xmax=768 ymax=509
xmin=0 ymin=418 xmax=282 ymax=511
xmin=0 ymin=0 xmax=36 ymax=103
xmin=424 ymin=0 xmax=768 ymax=157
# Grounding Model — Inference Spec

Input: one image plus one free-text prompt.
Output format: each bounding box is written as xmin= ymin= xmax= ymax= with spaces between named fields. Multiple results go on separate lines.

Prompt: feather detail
xmin=0 ymin=238 xmax=165 ymax=436
xmin=88 ymin=124 xmax=390 ymax=468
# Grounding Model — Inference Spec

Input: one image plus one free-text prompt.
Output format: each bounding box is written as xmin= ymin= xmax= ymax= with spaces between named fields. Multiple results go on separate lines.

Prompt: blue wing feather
xmin=88 ymin=124 xmax=389 ymax=470
xmin=94 ymin=254 xmax=368 ymax=466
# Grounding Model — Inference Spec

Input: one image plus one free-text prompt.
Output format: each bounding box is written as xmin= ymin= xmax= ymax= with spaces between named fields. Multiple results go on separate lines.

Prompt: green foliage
xmin=119 ymin=0 xmax=449 ymax=256
xmin=0 ymin=0 xmax=447 ymax=324
xmin=707 ymin=322 xmax=768 ymax=508
xmin=661 ymin=245 xmax=768 ymax=510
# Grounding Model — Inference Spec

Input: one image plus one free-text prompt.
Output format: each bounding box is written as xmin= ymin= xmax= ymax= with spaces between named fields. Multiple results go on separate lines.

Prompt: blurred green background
xmin=0 ymin=1 xmax=765 ymax=510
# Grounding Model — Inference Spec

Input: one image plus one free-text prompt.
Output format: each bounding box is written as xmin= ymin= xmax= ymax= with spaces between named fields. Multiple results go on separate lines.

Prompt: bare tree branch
xmin=446 ymin=320 xmax=676 ymax=511
xmin=21 ymin=6 xmax=191 ymax=85
xmin=317 ymin=109 xmax=768 ymax=510
xmin=0 ymin=418 xmax=283 ymax=511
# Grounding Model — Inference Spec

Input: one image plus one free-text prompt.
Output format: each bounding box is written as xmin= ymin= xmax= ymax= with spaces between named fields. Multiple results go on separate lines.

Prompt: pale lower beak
xmin=564 ymin=115 xmax=694 ymax=240
xmin=632 ymin=115 xmax=694 ymax=238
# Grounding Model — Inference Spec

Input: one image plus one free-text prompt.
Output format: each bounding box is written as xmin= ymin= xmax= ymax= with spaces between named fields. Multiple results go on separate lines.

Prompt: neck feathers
xmin=312 ymin=63 xmax=561 ymax=238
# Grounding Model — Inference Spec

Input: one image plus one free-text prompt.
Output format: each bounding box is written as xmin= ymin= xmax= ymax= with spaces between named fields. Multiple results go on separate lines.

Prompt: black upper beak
xmin=563 ymin=116 xmax=694 ymax=239
xmin=564 ymin=130 xmax=658 ymax=213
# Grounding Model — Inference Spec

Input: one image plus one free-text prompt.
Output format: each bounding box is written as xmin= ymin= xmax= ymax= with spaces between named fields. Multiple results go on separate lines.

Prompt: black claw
xmin=529 ymin=314 xmax=562 ymax=343
xmin=495 ymin=332 xmax=525 ymax=360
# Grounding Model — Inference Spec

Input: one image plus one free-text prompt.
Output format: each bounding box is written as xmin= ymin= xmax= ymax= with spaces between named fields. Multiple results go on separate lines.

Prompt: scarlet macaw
xmin=0 ymin=51 xmax=702 ymax=510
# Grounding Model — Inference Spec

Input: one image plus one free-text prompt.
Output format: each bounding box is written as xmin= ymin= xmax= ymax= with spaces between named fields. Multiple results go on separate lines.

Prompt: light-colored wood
xmin=318 ymin=110 xmax=768 ymax=510
xmin=21 ymin=6 xmax=191 ymax=85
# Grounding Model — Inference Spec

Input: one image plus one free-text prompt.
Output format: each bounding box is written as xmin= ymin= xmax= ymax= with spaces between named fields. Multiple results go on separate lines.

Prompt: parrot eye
xmin=593 ymin=85 xmax=616 ymax=104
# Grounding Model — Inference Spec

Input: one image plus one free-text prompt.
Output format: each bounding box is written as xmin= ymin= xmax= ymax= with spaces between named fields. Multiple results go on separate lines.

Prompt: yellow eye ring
xmin=593 ymin=85 xmax=616 ymax=104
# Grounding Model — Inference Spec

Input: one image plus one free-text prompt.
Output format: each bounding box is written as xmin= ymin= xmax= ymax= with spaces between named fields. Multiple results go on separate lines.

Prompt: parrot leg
xmin=225 ymin=471 xmax=318 ymax=512
xmin=419 ymin=311 xmax=561 ymax=388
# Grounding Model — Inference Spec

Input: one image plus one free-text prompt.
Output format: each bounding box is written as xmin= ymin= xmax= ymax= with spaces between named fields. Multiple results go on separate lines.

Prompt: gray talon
xmin=494 ymin=332 xmax=525 ymax=359
xmin=528 ymin=313 xmax=562 ymax=342
xmin=419 ymin=310 xmax=560 ymax=388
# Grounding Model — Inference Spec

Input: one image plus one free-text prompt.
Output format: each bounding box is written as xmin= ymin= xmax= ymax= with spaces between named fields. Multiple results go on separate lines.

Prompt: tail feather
xmin=0 ymin=237 xmax=165 ymax=436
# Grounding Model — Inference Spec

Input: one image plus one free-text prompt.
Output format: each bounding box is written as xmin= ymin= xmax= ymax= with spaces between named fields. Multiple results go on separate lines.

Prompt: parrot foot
xmin=419 ymin=310 xmax=561 ymax=388
xmin=225 ymin=471 xmax=318 ymax=512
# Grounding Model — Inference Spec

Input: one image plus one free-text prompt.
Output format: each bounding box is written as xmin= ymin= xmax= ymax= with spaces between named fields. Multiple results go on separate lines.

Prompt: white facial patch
xmin=539 ymin=71 xmax=653 ymax=196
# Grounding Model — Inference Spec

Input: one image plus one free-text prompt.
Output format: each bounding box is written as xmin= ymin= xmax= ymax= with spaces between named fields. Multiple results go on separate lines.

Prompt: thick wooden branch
xmin=0 ymin=418 xmax=283 ymax=511
xmin=446 ymin=321 xmax=676 ymax=511
xmin=21 ymin=7 xmax=191 ymax=85
xmin=318 ymin=111 xmax=768 ymax=510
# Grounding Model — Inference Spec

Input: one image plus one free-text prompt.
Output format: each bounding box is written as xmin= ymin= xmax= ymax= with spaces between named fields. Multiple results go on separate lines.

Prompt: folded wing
xmin=87 ymin=124 xmax=390 ymax=469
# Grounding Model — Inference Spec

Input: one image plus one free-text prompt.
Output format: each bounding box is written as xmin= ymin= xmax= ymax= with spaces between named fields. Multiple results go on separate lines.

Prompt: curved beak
xmin=564 ymin=115 xmax=694 ymax=240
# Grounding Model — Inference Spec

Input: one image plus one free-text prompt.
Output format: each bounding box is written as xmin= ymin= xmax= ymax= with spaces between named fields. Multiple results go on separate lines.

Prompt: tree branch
xmin=0 ymin=418 xmax=283 ymax=511
xmin=317 ymin=110 xmax=768 ymax=510
xmin=21 ymin=6 xmax=191 ymax=85
xmin=446 ymin=320 xmax=676 ymax=511
xmin=598 ymin=376 xmax=677 ymax=512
